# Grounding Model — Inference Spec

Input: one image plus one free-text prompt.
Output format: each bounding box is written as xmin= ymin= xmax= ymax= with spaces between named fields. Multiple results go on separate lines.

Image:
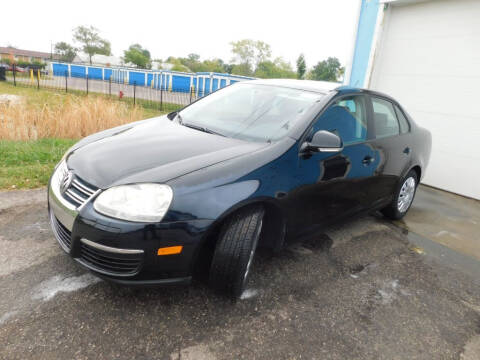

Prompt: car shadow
xmin=94 ymin=214 xmax=382 ymax=305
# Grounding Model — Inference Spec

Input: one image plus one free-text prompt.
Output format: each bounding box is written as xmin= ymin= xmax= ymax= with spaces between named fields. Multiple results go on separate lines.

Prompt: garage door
xmin=369 ymin=0 xmax=480 ymax=199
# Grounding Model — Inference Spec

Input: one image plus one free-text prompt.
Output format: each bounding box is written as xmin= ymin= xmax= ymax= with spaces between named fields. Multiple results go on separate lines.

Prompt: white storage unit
xmin=350 ymin=0 xmax=480 ymax=199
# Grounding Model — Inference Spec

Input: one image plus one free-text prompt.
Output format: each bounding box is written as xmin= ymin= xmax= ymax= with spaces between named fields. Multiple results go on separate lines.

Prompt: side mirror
xmin=300 ymin=130 xmax=343 ymax=153
xmin=167 ymin=111 xmax=177 ymax=120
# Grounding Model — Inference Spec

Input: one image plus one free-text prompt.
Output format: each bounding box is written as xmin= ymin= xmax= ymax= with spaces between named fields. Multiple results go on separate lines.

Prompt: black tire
xmin=209 ymin=205 xmax=264 ymax=299
xmin=381 ymin=170 xmax=418 ymax=220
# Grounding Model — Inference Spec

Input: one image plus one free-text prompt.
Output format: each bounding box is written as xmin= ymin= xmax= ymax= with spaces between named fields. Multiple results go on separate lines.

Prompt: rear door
xmin=366 ymin=95 xmax=413 ymax=202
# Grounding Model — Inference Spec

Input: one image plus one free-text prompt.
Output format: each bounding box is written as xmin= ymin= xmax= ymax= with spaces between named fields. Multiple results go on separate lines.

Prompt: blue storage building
xmin=50 ymin=62 xmax=254 ymax=95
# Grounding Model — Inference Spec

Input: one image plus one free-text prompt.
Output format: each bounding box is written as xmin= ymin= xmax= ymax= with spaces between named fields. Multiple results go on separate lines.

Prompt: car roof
xmin=237 ymin=79 xmax=399 ymax=104
xmin=246 ymin=79 xmax=343 ymax=94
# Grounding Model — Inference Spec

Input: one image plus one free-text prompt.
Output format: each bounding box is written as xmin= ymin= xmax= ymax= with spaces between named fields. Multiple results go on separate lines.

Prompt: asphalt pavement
xmin=0 ymin=187 xmax=479 ymax=359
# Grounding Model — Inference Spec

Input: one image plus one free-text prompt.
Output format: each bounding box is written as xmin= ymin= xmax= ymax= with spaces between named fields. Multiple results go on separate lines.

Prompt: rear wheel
xmin=381 ymin=170 xmax=418 ymax=220
xmin=209 ymin=205 xmax=264 ymax=299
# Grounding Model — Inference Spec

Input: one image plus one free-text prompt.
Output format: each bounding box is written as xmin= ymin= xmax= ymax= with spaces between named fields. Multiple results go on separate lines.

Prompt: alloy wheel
xmin=397 ymin=177 xmax=416 ymax=213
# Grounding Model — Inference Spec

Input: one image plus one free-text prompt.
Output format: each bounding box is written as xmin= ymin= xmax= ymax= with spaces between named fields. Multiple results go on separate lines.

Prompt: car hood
xmin=67 ymin=116 xmax=267 ymax=189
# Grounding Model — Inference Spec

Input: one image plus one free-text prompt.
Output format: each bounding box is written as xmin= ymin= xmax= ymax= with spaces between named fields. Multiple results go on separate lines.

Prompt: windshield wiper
xmin=182 ymin=122 xmax=226 ymax=137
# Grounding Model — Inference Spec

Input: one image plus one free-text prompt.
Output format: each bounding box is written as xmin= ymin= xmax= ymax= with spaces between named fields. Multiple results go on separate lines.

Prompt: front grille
xmin=63 ymin=177 xmax=98 ymax=208
xmin=79 ymin=241 xmax=143 ymax=276
xmin=50 ymin=211 xmax=72 ymax=251
xmin=55 ymin=160 xmax=99 ymax=209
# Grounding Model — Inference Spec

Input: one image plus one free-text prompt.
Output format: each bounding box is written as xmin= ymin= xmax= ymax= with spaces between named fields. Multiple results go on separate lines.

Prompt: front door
xmin=292 ymin=94 xmax=379 ymax=233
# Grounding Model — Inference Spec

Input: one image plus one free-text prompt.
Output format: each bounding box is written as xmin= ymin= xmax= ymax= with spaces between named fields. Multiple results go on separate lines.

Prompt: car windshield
xmin=178 ymin=83 xmax=324 ymax=142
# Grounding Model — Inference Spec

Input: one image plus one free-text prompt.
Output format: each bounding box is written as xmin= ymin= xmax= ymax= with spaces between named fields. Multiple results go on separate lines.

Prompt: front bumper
xmin=48 ymin=178 xmax=214 ymax=285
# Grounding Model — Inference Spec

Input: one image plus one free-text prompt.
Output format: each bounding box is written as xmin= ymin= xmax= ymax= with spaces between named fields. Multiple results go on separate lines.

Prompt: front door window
xmin=312 ymin=95 xmax=368 ymax=145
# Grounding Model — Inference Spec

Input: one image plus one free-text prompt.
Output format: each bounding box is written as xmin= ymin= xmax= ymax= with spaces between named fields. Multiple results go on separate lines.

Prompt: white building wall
xmin=369 ymin=0 xmax=480 ymax=199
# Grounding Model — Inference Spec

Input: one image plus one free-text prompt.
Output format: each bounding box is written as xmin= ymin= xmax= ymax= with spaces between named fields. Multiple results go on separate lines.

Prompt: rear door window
xmin=394 ymin=104 xmax=410 ymax=134
xmin=371 ymin=97 xmax=400 ymax=139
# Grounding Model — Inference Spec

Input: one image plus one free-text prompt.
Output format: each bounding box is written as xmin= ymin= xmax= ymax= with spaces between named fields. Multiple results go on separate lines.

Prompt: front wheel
xmin=209 ymin=205 xmax=264 ymax=299
xmin=381 ymin=170 xmax=418 ymax=220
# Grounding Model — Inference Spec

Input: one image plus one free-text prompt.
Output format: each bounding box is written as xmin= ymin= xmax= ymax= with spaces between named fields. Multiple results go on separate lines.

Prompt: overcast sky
xmin=1 ymin=0 xmax=359 ymax=68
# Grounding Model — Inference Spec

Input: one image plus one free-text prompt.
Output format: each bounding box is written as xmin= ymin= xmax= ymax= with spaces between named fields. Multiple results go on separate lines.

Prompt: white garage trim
xmin=364 ymin=3 xmax=386 ymax=88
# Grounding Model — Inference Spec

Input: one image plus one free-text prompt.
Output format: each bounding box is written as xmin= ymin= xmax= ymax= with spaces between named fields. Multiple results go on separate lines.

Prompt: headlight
xmin=52 ymin=160 xmax=68 ymax=189
xmin=93 ymin=184 xmax=173 ymax=223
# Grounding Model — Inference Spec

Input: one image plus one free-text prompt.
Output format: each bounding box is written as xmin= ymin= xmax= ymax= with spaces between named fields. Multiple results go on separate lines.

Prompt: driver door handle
xmin=362 ymin=156 xmax=374 ymax=165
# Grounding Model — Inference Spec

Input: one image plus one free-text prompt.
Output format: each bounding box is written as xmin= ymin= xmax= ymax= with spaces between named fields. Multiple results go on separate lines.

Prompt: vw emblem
xmin=60 ymin=170 xmax=74 ymax=195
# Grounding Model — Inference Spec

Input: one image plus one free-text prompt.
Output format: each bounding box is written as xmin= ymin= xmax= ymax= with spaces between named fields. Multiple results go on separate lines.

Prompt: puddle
xmin=400 ymin=186 xmax=480 ymax=261
xmin=350 ymin=264 xmax=366 ymax=274
xmin=301 ymin=233 xmax=333 ymax=251
xmin=170 ymin=344 xmax=217 ymax=360
xmin=405 ymin=231 xmax=480 ymax=285
xmin=349 ymin=263 xmax=378 ymax=278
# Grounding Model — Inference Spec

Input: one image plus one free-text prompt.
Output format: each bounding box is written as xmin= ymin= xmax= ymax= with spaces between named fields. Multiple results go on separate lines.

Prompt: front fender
xmin=165 ymin=180 xmax=261 ymax=222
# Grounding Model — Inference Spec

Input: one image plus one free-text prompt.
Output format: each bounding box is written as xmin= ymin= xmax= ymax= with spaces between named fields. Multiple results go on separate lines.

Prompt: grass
xmin=0 ymin=139 xmax=76 ymax=189
xmin=0 ymin=81 xmax=68 ymax=107
xmin=0 ymin=81 xmax=182 ymax=189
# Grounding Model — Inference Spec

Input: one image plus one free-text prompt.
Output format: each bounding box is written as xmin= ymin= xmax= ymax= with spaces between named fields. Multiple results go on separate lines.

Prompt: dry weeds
xmin=0 ymin=95 xmax=146 ymax=140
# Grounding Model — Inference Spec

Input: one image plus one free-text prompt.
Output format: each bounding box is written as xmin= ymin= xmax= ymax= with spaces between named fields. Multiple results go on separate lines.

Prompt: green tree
xmin=180 ymin=53 xmax=201 ymax=71
xmin=54 ymin=42 xmax=77 ymax=63
xmin=230 ymin=39 xmax=272 ymax=75
xmin=308 ymin=57 xmax=343 ymax=82
xmin=231 ymin=63 xmax=253 ymax=77
xmin=123 ymin=44 xmax=151 ymax=69
xmin=230 ymin=39 xmax=255 ymax=68
xmin=179 ymin=55 xmax=233 ymax=73
xmin=164 ymin=57 xmax=193 ymax=72
xmin=171 ymin=63 xmax=191 ymax=72
xmin=296 ymin=54 xmax=306 ymax=79
xmin=254 ymin=41 xmax=272 ymax=65
xmin=16 ymin=60 xmax=46 ymax=68
xmin=202 ymin=59 xmax=227 ymax=73
xmin=254 ymin=57 xmax=296 ymax=79
xmin=31 ymin=60 xmax=46 ymax=68
xmin=254 ymin=61 xmax=279 ymax=78
xmin=222 ymin=63 xmax=234 ymax=74
xmin=73 ymin=25 xmax=111 ymax=65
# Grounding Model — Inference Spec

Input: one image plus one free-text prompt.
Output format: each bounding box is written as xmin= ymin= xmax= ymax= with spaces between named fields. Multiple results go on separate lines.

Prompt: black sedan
xmin=48 ymin=79 xmax=431 ymax=298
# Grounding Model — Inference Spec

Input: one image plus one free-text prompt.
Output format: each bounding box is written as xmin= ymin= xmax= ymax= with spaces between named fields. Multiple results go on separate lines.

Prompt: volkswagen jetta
xmin=48 ymin=79 xmax=431 ymax=298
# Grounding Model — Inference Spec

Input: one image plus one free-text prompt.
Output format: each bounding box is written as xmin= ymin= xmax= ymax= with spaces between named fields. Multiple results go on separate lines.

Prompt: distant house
xmin=0 ymin=46 xmax=59 ymax=63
